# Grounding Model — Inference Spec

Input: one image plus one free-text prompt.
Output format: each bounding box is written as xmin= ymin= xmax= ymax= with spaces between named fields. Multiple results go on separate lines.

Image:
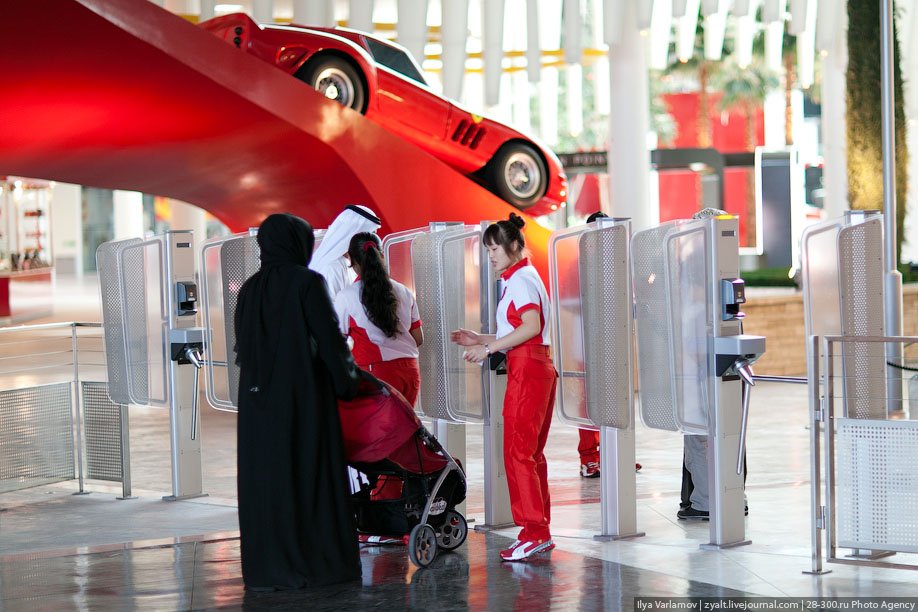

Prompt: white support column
xmin=348 ymin=0 xmax=374 ymax=30
xmin=733 ymin=0 xmax=759 ymax=68
xmin=169 ymin=200 xmax=208 ymax=244
xmin=526 ymin=0 xmax=541 ymax=83
xmin=607 ymin=0 xmax=653 ymax=230
xmin=702 ymin=0 xmax=727 ymax=61
xmin=482 ymin=0 xmax=506 ymax=108
xmin=199 ymin=0 xmax=215 ymax=21
xmin=441 ymin=0 xmax=469 ymax=99
xmin=563 ymin=0 xmax=582 ymax=64
xmin=676 ymin=0 xmax=701 ymax=63
xmin=294 ymin=0 xmax=334 ymax=26
xmin=397 ymin=0 xmax=429 ymax=71
xmin=764 ymin=1 xmax=786 ymax=71
xmin=539 ymin=0 xmax=562 ymax=144
xmin=49 ymin=183 xmax=83 ymax=276
xmin=113 ymin=191 xmax=144 ymax=241
xmin=792 ymin=0 xmax=817 ymax=89
xmin=566 ymin=64 xmax=583 ymax=137
xmin=649 ymin=0 xmax=673 ymax=70
xmin=252 ymin=0 xmax=273 ymax=23
xmin=818 ymin=3 xmax=847 ymax=219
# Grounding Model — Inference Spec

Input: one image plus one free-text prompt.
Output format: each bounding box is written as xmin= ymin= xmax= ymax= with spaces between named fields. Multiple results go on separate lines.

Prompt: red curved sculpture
xmin=0 ymin=0 xmax=554 ymax=276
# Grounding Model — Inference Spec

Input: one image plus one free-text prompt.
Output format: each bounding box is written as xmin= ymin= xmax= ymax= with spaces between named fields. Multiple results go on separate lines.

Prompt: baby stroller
xmin=338 ymin=373 xmax=467 ymax=568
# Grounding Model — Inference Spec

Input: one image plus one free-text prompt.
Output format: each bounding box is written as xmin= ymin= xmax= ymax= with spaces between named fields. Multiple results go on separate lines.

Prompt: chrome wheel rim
xmin=503 ymin=151 xmax=542 ymax=200
xmin=314 ymin=67 xmax=355 ymax=107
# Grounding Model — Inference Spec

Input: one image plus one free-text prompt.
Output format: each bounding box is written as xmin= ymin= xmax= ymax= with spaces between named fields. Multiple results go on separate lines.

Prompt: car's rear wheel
xmin=488 ymin=142 xmax=548 ymax=210
xmin=295 ymin=56 xmax=366 ymax=113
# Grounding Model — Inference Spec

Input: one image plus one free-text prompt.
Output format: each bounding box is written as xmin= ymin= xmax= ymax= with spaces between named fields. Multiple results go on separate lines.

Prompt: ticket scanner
xmin=97 ymin=230 xmax=207 ymax=500
xmin=632 ymin=215 xmax=765 ymax=548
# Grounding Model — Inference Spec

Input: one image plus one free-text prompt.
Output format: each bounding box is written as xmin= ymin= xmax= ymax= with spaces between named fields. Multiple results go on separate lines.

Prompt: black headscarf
xmin=234 ymin=213 xmax=316 ymax=391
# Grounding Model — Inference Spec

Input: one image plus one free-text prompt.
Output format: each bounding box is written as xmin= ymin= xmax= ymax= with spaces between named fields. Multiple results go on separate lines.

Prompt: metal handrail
xmin=810 ymin=333 xmax=918 ymax=572
xmin=0 ymin=320 xmax=131 ymax=499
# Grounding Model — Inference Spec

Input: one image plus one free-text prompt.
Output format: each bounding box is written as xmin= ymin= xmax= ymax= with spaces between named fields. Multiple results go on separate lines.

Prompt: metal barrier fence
xmin=809 ymin=334 xmax=918 ymax=573
xmin=0 ymin=322 xmax=131 ymax=498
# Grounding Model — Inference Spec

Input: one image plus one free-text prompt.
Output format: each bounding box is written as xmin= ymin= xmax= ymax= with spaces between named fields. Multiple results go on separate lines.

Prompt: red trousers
xmin=361 ymin=357 xmax=421 ymax=503
xmin=504 ymin=345 xmax=557 ymax=543
xmin=578 ymin=428 xmax=600 ymax=464
xmin=362 ymin=357 xmax=421 ymax=407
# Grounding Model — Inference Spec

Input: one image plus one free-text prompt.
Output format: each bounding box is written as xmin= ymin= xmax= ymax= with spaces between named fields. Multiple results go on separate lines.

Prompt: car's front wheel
xmin=488 ymin=143 xmax=548 ymax=210
xmin=295 ymin=56 xmax=366 ymax=113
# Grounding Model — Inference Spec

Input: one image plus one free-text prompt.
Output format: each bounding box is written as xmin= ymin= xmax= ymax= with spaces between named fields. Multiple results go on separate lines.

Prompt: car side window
xmin=365 ymin=39 xmax=427 ymax=86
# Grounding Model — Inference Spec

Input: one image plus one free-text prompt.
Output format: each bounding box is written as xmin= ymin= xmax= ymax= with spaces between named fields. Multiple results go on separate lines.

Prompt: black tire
xmin=408 ymin=523 xmax=438 ymax=568
xmin=295 ymin=55 xmax=366 ymax=113
xmin=487 ymin=142 xmax=548 ymax=210
xmin=436 ymin=510 xmax=467 ymax=551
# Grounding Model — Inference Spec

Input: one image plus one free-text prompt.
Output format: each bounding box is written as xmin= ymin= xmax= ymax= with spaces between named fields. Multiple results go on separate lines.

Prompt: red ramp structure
xmin=0 ymin=0 xmax=554 ymax=273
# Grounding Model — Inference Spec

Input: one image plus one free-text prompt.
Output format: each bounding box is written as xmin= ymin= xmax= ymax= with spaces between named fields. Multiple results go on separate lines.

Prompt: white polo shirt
xmin=496 ymin=258 xmax=551 ymax=346
xmin=334 ymin=279 xmax=422 ymax=365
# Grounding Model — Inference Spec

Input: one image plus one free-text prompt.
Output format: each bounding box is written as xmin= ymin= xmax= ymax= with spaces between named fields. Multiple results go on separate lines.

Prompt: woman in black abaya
xmin=234 ymin=213 xmax=361 ymax=591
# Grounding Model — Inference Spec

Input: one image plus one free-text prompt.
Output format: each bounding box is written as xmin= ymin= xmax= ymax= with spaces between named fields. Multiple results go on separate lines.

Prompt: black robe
xmin=234 ymin=213 xmax=361 ymax=590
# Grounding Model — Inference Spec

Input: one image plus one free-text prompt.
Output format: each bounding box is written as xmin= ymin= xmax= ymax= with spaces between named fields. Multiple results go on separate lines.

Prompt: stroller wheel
xmin=436 ymin=510 xmax=468 ymax=550
xmin=408 ymin=523 xmax=438 ymax=568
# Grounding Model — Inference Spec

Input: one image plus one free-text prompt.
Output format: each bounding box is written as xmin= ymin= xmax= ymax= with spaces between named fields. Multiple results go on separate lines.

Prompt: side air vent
xmin=450 ymin=120 xmax=486 ymax=150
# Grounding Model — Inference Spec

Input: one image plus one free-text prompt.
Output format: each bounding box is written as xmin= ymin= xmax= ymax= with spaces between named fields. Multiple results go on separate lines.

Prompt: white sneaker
xmin=500 ymin=539 xmax=554 ymax=561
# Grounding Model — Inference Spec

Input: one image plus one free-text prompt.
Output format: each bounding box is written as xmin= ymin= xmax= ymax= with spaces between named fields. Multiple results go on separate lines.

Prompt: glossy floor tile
xmin=1 ymin=275 xmax=917 ymax=610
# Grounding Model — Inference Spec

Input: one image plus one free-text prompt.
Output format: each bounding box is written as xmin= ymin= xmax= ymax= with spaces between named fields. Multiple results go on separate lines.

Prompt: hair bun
xmin=507 ymin=213 xmax=525 ymax=229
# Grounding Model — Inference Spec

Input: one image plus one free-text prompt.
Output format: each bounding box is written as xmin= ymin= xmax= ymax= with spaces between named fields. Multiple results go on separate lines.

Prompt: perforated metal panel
xmin=632 ymin=220 xmax=710 ymax=433
xmin=836 ymin=418 xmax=918 ymax=553
xmin=81 ymin=381 xmax=124 ymax=482
xmin=665 ymin=224 xmax=711 ymax=434
xmin=838 ymin=219 xmax=886 ymax=419
xmin=412 ymin=227 xmax=484 ymax=423
xmin=96 ymin=237 xmax=168 ymax=407
xmin=0 ymin=383 xmax=74 ymax=493
xmin=549 ymin=226 xmax=590 ymax=427
xmin=800 ymin=219 xmax=843 ymax=340
xmin=580 ymin=225 xmax=634 ymax=429
xmin=97 ymin=238 xmax=140 ymax=405
xmin=220 ymin=234 xmax=260 ymax=410
xmin=632 ymin=223 xmax=679 ymax=431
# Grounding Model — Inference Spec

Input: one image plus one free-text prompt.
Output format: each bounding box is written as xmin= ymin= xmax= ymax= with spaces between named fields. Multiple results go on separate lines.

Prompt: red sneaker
xmin=580 ymin=462 xmax=600 ymax=478
xmin=499 ymin=539 xmax=555 ymax=561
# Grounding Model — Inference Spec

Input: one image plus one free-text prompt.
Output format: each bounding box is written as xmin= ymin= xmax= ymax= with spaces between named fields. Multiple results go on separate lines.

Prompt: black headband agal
xmin=346 ymin=204 xmax=381 ymax=226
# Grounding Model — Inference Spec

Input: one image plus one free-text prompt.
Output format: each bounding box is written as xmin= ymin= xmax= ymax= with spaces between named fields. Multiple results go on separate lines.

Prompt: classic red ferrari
xmin=199 ymin=13 xmax=567 ymax=215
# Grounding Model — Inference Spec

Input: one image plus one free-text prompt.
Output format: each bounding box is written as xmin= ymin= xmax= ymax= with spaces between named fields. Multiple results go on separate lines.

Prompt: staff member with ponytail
xmin=333 ymin=232 xmax=423 ymax=406
xmin=451 ymin=213 xmax=557 ymax=562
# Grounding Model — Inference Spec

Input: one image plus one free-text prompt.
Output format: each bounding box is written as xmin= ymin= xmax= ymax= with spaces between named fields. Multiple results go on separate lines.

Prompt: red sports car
xmin=200 ymin=13 xmax=567 ymax=215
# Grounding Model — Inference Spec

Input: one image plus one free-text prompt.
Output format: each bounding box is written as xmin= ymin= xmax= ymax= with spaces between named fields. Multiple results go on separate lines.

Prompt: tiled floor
xmin=1 ymin=274 xmax=916 ymax=610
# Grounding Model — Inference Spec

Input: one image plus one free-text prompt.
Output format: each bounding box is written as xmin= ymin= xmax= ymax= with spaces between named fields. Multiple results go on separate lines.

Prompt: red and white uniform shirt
xmin=496 ymin=258 xmax=551 ymax=346
xmin=334 ymin=279 xmax=422 ymax=365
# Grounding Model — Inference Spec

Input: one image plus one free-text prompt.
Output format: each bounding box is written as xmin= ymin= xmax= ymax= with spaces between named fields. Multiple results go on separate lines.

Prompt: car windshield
xmin=364 ymin=38 xmax=427 ymax=85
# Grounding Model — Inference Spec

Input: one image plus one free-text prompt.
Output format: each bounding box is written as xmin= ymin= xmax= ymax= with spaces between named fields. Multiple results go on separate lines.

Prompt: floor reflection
xmin=2 ymin=530 xmax=757 ymax=611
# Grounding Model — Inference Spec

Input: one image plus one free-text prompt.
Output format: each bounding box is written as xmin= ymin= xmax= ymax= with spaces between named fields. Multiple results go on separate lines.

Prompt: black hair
xmin=348 ymin=232 xmax=400 ymax=338
xmin=482 ymin=212 xmax=526 ymax=257
xmin=586 ymin=211 xmax=608 ymax=224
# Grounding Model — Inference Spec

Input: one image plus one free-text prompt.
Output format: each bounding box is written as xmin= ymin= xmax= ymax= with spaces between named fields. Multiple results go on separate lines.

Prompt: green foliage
xmin=846 ymin=0 xmax=909 ymax=260
xmin=742 ymin=267 xmax=798 ymax=287
xmin=713 ymin=60 xmax=780 ymax=113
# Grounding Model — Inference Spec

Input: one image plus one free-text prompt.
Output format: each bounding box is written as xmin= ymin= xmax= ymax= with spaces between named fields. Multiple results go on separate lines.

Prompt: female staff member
xmin=334 ymin=232 xmax=424 ymax=405
xmin=451 ymin=213 xmax=556 ymax=562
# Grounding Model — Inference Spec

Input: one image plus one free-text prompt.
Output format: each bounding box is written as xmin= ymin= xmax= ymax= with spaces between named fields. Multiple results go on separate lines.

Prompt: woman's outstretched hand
xmin=450 ymin=328 xmax=480 ymax=346
xmin=462 ymin=344 xmax=489 ymax=364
